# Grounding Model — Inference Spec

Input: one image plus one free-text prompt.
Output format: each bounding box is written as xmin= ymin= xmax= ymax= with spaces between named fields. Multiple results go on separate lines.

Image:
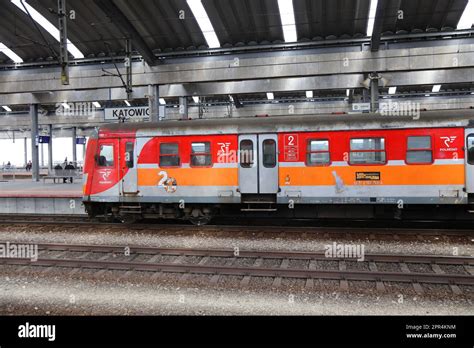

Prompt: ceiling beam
xmin=371 ymin=0 xmax=386 ymax=52
xmin=92 ymin=0 xmax=157 ymax=65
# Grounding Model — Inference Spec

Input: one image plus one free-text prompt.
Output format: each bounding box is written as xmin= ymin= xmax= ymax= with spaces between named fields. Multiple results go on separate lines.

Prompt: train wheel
xmin=189 ymin=216 xmax=211 ymax=226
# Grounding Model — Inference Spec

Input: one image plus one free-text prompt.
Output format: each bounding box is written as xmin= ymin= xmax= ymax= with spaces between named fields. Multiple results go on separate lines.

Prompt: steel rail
xmin=1 ymin=256 xmax=472 ymax=286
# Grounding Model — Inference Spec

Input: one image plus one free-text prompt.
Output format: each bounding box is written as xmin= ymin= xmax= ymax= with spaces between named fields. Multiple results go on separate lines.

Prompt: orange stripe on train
xmin=279 ymin=165 xmax=464 ymax=186
xmin=137 ymin=168 xmax=238 ymax=186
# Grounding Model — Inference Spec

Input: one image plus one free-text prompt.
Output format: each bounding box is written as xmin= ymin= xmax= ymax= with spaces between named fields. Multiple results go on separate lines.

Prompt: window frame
xmin=467 ymin=134 xmax=474 ymax=165
xmin=159 ymin=142 xmax=181 ymax=168
xmin=239 ymin=139 xmax=254 ymax=168
xmin=405 ymin=135 xmax=433 ymax=165
xmin=97 ymin=143 xmax=115 ymax=168
xmin=190 ymin=141 xmax=213 ymax=168
xmin=125 ymin=141 xmax=134 ymax=168
xmin=262 ymin=138 xmax=277 ymax=168
xmin=348 ymin=137 xmax=387 ymax=166
xmin=306 ymin=138 xmax=331 ymax=166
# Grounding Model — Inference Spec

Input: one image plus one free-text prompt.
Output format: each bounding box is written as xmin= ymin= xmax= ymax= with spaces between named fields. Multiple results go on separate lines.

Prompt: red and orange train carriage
xmin=83 ymin=111 xmax=474 ymax=224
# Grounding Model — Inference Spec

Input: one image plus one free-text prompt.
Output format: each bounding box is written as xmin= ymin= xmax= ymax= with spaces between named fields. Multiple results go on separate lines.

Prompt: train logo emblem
xmin=441 ymin=136 xmax=456 ymax=148
xmin=99 ymin=169 xmax=112 ymax=184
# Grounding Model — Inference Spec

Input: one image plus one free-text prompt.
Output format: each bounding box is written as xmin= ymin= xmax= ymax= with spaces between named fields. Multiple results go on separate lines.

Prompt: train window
xmin=191 ymin=142 xmax=212 ymax=166
xmin=125 ymin=142 xmax=134 ymax=168
xmin=349 ymin=138 xmax=386 ymax=164
xmin=262 ymin=139 xmax=276 ymax=168
xmin=159 ymin=143 xmax=180 ymax=167
xmin=406 ymin=136 xmax=432 ymax=164
xmin=467 ymin=135 xmax=474 ymax=165
xmin=97 ymin=144 xmax=114 ymax=167
xmin=240 ymin=140 xmax=254 ymax=168
xmin=306 ymin=139 xmax=330 ymax=166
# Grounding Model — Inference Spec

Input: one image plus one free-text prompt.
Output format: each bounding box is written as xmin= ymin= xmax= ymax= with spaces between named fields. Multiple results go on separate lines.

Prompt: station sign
xmin=104 ymin=106 xmax=150 ymax=121
xmin=37 ymin=135 xmax=50 ymax=144
xmin=76 ymin=137 xmax=87 ymax=145
xmin=351 ymin=103 xmax=371 ymax=112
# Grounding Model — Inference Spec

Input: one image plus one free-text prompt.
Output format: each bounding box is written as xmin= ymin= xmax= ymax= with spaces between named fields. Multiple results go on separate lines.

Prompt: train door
xmin=238 ymin=135 xmax=258 ymax=193
xmin=465 ymin=129 xmax=474 ymax=193
xmin=95 ymin=139 xmax=120 ymax=197
xmin=120 ymin=138 xmax=138 ymax=195
xmin=238 ymin=134 xmax=278 ymax=194
xmin=258 ymin=134 xmax=278 ymax=193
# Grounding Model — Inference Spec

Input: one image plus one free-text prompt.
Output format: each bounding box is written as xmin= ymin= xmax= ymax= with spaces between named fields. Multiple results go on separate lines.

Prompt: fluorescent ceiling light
xmin=159 ymin=98 xmax=166 ymax=105
xmin=346 ymin=89 xmax=350 ymax=97
xmin=124 ymin=100 xmax=131 ymax=106
xmin=2 ymin=105 xmax=12 ymax=112
xmin=192 ymin=96 xmax=199 ymax=103
xmin=0 ymin=42 xmax=23 ymax=63
xmin=425 ymin=94 xmax=430 ymax=97
xmin=388 ymin=87 xmax=397 ymax=94
xmin=457 ymin=0 xmax=474 ymax=29
xmin=61 ymin=102 xmax=70 ymax=109
xmin=266 ymin=92 xmax=274 ymax=100
xmin=92 ymin=101 xmax=101 ymax=108
xmin=432 ymin=84 xmax=441 ymax=92
xmin=277 ymin=0 xmax=297 ymax=43
xmin=11 ymin=0 xmax=84 ymax=59
xmin=366 ymin=0 xmax=379 ymax=36
xmin=186 ymin=0 xmax=220 ymax=48
xmin=306 ymin=91 xmax=313 ymax=98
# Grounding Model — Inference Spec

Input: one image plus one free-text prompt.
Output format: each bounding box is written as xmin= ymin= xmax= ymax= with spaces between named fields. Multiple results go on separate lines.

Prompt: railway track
xmin=0 ymin=214 xmax=472 ymax=241
xmin=1 ymin=242 xmax=472 ymax=294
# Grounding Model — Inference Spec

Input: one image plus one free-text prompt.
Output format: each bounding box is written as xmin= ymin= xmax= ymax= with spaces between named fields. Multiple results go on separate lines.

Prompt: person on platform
xmin=64 ymin=162 xmax=75 ymax=183
xmin=26 ymin=161 xmax=32 ymax=171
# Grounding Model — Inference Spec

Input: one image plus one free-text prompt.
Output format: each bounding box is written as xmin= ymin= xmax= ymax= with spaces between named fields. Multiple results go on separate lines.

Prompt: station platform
xmin=0 ymin=181 xmax=85 ymax=215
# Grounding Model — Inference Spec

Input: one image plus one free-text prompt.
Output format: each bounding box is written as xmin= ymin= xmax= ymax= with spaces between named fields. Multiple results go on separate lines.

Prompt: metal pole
xmin=30 ymin=104 xmax=39 ymax=182
xmin=148 ymin=85 xmax=160 ymax=122
xmin=370 ymin=78 xmax=379 ymax=112
xmin=48 ymin=124 xmax=53 ymax=172
xmin=72 ymin=126 xmax=77 ymax=166
xmin=24 ymin=137 xmax=27 ymax=167
xmin=58 ymin=0 xmax=69 ymax=85
xmin=41 ymin=143 xmax=44 ymax=167
xmin=179 ymin=97 xmax=188 ymax=120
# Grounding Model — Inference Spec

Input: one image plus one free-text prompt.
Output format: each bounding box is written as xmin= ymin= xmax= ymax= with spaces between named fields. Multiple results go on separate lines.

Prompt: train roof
xmin=98 ymin=109 xmax=474 ymax=138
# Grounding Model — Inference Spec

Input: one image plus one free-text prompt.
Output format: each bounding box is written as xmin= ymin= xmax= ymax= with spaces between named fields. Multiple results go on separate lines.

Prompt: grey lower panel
xmin=89 ymin=196 xmax=241 ymax=204
xmin=277 ymin=196 xmax=468 ymax=205
xmin=0 ymin=197 xmax=86 ymax=215
xmin=88 ymin=195 xmax=467 ymax=205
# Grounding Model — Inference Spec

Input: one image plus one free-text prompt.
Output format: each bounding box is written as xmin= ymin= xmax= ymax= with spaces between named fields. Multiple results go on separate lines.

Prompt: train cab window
xmin=406 ymin=136 xmax=432 ymax=164
xmin=467 ymin=135 xmax=474 ymax=165
xmin=306 ymin=139 xmax=330 ymax=166
xmin=159 ymin=143 xmax=180 ymax=167
xmin=97 ymin=144 xmax=114 ymax=167
xmin=349 ymin=138 xmax=386 ymax=164
xmin=191 ymin=142 xmax=211 ymax=166
xmin=262 ymin=139 xmax=276 ymax=168
xmin=125 ymin=142 xmax=134 ymax=168
xmin=240 ymin=140 xmax=254 ymax=168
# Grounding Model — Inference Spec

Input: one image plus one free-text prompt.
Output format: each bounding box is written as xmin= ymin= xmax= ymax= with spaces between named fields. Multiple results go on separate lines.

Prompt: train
xmin=82 ymin=110 xmax=474 ymax=224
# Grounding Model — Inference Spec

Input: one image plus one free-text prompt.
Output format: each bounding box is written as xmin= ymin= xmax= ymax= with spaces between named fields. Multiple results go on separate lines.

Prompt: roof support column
xmin=48 ymin=124 xmax=53 ymax=172
xmin=148 ymin=85 xmax=160 ymax=122
xmin=58 ymin=0 xmax=69 ymax=85
xmin=179 ymin=97 xmax=188 ymax=120
xmin=30 ymin=104 xmax=39 ymax=182
xmin=370 ymin=78 xmax=379 ymax=112
xmin=24 ymin=137 xmax=28 ymax=167
xmin=72 ymin=126 xmax=77 ymax=166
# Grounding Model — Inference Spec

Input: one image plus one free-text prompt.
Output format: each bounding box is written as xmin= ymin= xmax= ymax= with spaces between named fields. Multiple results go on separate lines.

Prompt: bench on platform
xmin=42 ymin=169 xmax=82 ymax=183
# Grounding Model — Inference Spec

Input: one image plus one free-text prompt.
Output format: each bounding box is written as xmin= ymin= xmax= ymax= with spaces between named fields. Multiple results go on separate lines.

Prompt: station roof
xmin=0 ymin=0 xmax=470 ymax=64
